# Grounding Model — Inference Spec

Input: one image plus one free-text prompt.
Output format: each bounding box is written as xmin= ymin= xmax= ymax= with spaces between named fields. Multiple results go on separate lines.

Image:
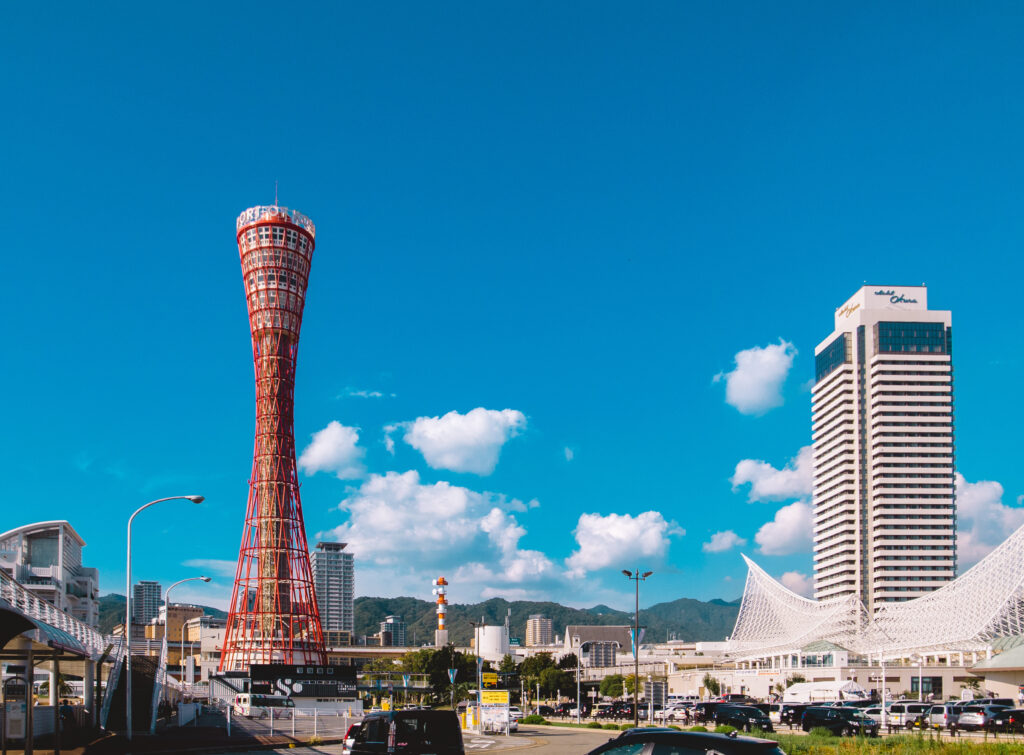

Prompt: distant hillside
xmin=354 ymin=596 xmax=740 ymax=646
xmin=98 ymin=593 xmax=227 ymax=634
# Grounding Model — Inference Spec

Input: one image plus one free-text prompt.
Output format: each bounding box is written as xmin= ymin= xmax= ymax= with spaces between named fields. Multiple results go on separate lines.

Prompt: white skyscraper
xmin=133 ymin=580 xmax=162 ymax=625
xmin=812 ymin=285 xmax=955 ymax=612
xmin=311 ymin=542 xmax=354 ymax=636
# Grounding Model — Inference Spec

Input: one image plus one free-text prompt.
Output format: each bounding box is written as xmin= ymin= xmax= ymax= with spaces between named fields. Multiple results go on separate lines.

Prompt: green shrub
xmin=688 ymin=725 xmax=708 ymax=732
xmin=714 ymin=725 xmax=736 ymax=734
xmin=620 ymin=724 xmax=637 ymax=731
xmin=668 ymin=725 xmax=681 ymax=731
xmin=586 ymin=721 xmax=604 ymax=729
xmin=808 ymin=726 xmax=833 ymax=738
xmin=603 ymin=723 xmax=620 ymax=730
xmin=521 ymin=715 xmax=548 ymax=724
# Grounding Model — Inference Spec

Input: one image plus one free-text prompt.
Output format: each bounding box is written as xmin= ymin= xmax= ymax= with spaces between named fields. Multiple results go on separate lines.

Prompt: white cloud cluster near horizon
xmin=956 ymin=472 xmax=1024 ymax=568
xmin=732 ymin=446 xmax=813 ymax=502
xmin=754 ymin=500 xmax=813 ymax=555
xmin=321 ymin=470 xmax=555 ymax=599
xmin=702 ymin=530 xmax=746 ymax=553
xmin=387 ymin=408 xmax=526 ymax=475
xmin=780 ymin=570 xmax=813 ymax=597
xmin=714 ymin=339 xmax=797 ymax=415
xmin=565 ymin=512 xmax=684 ymax=578
xmin=181 ymin=558 xmax=238 ymax=578
xmin=298 ymin=421 xmax=366 ymax=479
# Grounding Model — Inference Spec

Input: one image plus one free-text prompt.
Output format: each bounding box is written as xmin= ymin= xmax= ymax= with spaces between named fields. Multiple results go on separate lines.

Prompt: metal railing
xmin=0 ymin=569 xmax=107 ymax=657
xmin=100 ymin=636 xmax=125 ymax=728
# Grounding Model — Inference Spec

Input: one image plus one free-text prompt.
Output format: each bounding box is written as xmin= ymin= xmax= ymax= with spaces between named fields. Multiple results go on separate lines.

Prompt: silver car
xmin=958 ymin=705 xmax=1010 ymax=731
xmin=927 ymin=703 xmax=959 ymax=730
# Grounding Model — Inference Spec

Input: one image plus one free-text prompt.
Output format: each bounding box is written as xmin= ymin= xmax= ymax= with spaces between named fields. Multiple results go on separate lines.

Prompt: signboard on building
xmin=250 ymin=664 xmax=357 ymax=698
xmin=480 ymin=690 xmax=510 ymax=705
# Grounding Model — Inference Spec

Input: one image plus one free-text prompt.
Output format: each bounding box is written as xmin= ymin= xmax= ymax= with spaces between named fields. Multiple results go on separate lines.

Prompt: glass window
xmin=602 ymin=743 xmax=647 ymax=755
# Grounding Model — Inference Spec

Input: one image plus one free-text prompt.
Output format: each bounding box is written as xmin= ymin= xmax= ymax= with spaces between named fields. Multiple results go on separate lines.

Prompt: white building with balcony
xmin=0 ymin=520 xmax=100 ymax=627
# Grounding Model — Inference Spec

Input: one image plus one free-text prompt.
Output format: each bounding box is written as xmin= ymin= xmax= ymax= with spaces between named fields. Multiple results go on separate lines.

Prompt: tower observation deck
xmin=220 ymin=205 xmax=326 ymax=670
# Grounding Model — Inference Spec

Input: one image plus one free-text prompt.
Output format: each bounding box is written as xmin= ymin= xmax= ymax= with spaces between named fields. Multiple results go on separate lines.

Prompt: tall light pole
xmin=623 ymin=569 xmax=653 ymax=728
xmin=160 ymin=577 xmax=210 ymax=702
xmin=469 ymin=619 xmax=483 ymax=732
xmin=125 ymin=495 xmax=204 ymax=740
xmin=573 ymin=636 xmax=581 ymax=725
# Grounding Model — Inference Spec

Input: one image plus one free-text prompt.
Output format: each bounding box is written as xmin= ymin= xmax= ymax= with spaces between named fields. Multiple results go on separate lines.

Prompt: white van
xmin=887 ymin=702 xmax=928 ymax=728
xmin=233 ymin=693 xmax=295 ymax=719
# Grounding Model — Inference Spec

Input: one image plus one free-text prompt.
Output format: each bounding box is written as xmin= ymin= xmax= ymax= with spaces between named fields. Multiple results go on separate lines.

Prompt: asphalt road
xmin=202 ymin=722 xmax=614 ymax=755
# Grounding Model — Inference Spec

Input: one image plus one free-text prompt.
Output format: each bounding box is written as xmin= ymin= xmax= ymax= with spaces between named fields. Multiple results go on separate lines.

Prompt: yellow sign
xmin=482 ymin=672 xmax=499 ymax=687
xmin=480 ymin=690 xmax=510 ymax=705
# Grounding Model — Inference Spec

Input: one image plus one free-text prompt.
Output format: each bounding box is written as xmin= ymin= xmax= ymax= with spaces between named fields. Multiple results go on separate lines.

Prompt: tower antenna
xmin=275 ymin=180 xmax=279 ymax=207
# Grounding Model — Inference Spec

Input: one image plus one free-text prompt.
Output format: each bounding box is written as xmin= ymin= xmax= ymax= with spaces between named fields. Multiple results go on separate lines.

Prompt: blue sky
xmin=3 ymin=2 xmax=1024 ymax=612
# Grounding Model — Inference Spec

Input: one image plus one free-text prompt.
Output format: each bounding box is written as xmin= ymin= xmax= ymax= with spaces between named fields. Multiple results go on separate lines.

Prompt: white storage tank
xmin=476 ymin=625 xmax=509 ymax=661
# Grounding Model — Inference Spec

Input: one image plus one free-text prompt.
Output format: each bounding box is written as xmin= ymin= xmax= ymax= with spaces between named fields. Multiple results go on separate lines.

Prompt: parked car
xmin=926 ymin=703 xmax=960 ymax=730
xmin=801 ymin=706 xmax=880 ymax=736
xmin=585 ymin=730 xmax=784 ymax=755
xmin=779 ymin=703 xmax=811 ymax=727
xmin=655 ymin=702 xmax=692 ymax=722
xmin=343 ymin=721 xmax=363 ymax=755
xmin=349 ymin=710 xmax=464 ymax=755
xmin=532 ymin=705 xmax=556 ymax=717
xmin=976 ymin=698 xmax=1015 ymax=708
xmin=989 ymin=708 xmax=1024 ymax=733
xmin=715 ymin=705 xmax=774 ymax=733
xmin=886 ymin=702 xmax=929 ymax=728
xmin=693 ymin=702 xmax=724 ymax=723
xmin=508 ymin=706 xmax=524 ymax=722
xmin=720 ymin=694 xmax=759 ymax=705
xmin=958 ymin=705 xmax=1011 ymax=731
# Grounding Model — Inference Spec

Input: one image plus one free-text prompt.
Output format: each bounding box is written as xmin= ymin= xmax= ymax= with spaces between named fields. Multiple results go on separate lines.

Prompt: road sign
xmin=402 ymin=674 xmax=411 ymax=688
xmin=480 ymin=689 xmax=510 ymax=704
xmin=448 ymin=668 xmax=458 ymax=684
xmin=482 ymin=672 xmax=498 ymax=687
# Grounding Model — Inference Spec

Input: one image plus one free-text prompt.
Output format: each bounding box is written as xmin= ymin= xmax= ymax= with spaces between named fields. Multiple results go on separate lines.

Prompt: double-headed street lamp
xmin=623 ymin=569 xmax=653 ymax=728
xmin=125 ymin=495 xmax=204 ymax=741
xmin=164 ymin=577 xmax=211 ymax=697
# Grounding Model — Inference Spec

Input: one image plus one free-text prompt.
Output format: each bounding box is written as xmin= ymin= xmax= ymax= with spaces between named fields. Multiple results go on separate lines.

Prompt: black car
xmin=534 ymin=705 xmax=557 ymax=716
xmin=779 ymin=704 xmax=811 ymax=727
xmin=350 ymin=710 xmax=464 ymax=755
xmin=989 ymin=708 xmax=1024 ymax=733
xmin=585 ymin=729 xmax=784 ymax=755
xmin=801 ymin=706 xmax=879 ymax=737
xmin=693 ymin=702 xmax=724 ymax=723
xmin=715 ymin=705 xmax=773 ymax=733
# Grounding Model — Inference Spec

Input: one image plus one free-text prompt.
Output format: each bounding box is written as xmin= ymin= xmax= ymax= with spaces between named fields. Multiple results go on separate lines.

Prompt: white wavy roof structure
xmin=727 ymin=523 xmax=1024 ymax=661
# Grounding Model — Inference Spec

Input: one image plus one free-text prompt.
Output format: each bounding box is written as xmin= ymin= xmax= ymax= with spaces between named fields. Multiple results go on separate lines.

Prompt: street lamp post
xmin=573 ymin=635 xmax=581 ymax=725
xmin=623 ymin=569 xmax=653 ymax=728
xmin=160 ymin=577 xmax=210 ymax=702
xmin=125 ymin=495 xmax=204 ymax=741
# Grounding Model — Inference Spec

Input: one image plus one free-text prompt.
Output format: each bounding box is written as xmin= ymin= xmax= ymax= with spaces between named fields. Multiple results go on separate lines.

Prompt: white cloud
xmin=754 ymin=501 xmax=813 ymax=556
xmin=780 ymin=571 xmax=814 ymax=597
xmin=714 ymin=340 xmax=797 ymax=415
xmin=565 ymin=512 xmax=684 ymax=578
xmin=181 ymin=558 xmax=237 ymax=577
xmin=956 ymin=473 xmax=1024 ymax=568
xmin=298 ymin=421 xmax=366 ymax=479
xmin=731 ymin=446 xmax=813 ymax=502
xmin=399 ymin=408 xmax=526 ymax=475
xmin=702 ymin=530 xmax=747 ymax=553
xmin=321 ymin=471 xmax=555 ymax=598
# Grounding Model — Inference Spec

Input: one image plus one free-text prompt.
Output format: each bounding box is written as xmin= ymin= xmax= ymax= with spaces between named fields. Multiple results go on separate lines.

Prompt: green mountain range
xmin=97 ymin=593 xmax=740 ymax=645
xmin=354 ymin=595 xmax=740 ymax=646
xmin=97 ymin=593 xmax=227 ymax=634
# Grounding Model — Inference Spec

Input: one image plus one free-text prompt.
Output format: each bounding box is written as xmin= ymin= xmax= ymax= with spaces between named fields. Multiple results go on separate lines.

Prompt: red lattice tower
xmin=220 ymin=204 xmax=326 ymax=670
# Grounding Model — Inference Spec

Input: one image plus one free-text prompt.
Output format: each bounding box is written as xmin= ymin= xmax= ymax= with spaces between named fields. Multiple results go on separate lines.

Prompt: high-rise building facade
xmin=220 ymin=205 xmax=326 ymax=670
xmin=812 ymin=285 xmax=955 ymax=611
xmin=133 ymin=580 xmax=162 ymax=624
xmin=311 ymin=542 xmax=354 ymax=634
xmin=0 ymin=521 xmax=100 ymax=627
xmin=380 ymin=615 xmax=406 ymax=647
xmin=525 ymin=614 xmax=553 ymax=646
